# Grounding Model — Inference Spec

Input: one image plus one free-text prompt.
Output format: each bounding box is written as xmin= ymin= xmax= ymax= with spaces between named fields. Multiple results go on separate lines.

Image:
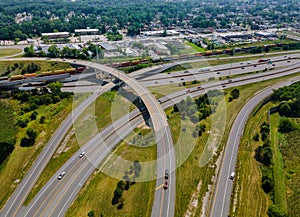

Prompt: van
xmin=230 ymin=172 xmax=235 ymax=180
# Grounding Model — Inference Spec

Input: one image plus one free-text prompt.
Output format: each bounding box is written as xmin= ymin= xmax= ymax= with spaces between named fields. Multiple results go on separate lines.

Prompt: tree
xmin=253 ymin=132 xmax=260 ymax=141
xmin=278 ymin=118 xmax=298 ymax=133
xmin=47 ymin=45 xmax=60 ymax=58
xmin=230 ymin=89 xmax=240 ymax=100
xmin=24 ymin=45 xmax=35 ymax=57
xmin=48 ymin=81 xmax=62 ymax=95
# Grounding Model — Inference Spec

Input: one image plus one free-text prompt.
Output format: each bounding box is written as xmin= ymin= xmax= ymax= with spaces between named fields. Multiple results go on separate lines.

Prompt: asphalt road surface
xmin=17 ymin=64 xmax=300 ymax=217
xmin=1 ymin=55 xmax=300 ymax=217
xmin=0 ymin=82 xmax=115 ymax=217
xmin=209 ymin=76 xmax=300 ymax=217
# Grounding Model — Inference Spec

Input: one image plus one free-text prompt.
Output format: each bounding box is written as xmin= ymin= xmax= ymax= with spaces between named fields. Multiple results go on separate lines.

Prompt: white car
xmin=58 ymin=171 xmax=66 ymax=180
xmin=79 ymin=152 xmax=86 ymax=158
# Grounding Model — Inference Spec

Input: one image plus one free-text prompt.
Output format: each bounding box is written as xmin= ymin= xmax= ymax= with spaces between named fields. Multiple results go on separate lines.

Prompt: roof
xmin=98 ymin=42 xmax=117 ymax=51
xmin=75 ymin=29 xmax=99 ymax=33
xmin=41 ymin=32 xmax=69 ymax=36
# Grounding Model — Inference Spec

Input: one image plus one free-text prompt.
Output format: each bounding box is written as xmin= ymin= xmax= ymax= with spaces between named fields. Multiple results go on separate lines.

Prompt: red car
xmin=163 ymin=181 xmax=169 ymax=189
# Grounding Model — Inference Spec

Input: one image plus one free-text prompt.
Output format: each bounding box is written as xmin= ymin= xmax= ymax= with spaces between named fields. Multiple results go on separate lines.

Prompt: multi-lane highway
xmin=209 ymin=76 xmax=300 ymax=217
xmin=0 ymin=82 xmax=116 ymax=217
xmin=13 ymin=58 xmax=300 ymax=217
xmin=0 ymin=58 xmax=175 ymax=217
xmin=0 ymin=53 xmax=300 ymax=217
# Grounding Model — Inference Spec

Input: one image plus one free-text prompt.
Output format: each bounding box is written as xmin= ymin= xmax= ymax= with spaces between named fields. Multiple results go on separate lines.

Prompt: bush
xmin=87 ymin=210 xmax=95 ymax=217
xmin=16 ymin=119 xmax=28 ymax=128
xmin=253 ymin=132 xmax=260 ymax=141
xmin=268 ymin=204 xmax=288 ymax=217
xmin=255 ymin=140 xmax=272 ymax=166
xmin=278 ymin=117 xmax=298 ymax=133
xmin=39 ymin=116 xmax=46 ymax=124
xmin=30 ymin=111 xmax=38 ymax=120
xmin=20 ymin=128 xmax=37 ymax=147
xmin=230 ymin=88 xmax=240 ymax=99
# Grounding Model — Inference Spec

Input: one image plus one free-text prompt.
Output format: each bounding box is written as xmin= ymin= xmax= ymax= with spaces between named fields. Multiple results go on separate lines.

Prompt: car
xmin=253 ymin=65 xmax=257 ymax=67
xmin=155 ymin=81 xmax=158 ymax=84
xmin=165 ymin=169 xmax=169 ymax=179
xmin=287 ymin=60 xmax=290 ymax=63
xmin=62 ymin=58 xmax=66 ymax=61
xmin=241 ymin=67 xmax=244 ymax=69
xmin=163 ymin=181 xmax=168 ymax=189
xmin=240 ymin=62 xmax=243 ymax=65
xmin=181 ymin=78 xmax=184 ymax=80
xmin=272 ymin=64 xmax=275 ymax=66
xmin=73 ymin=60 xmax=77 ymax=62
xmin=222 ymin=85 xmax=226 ymax=88
xmin=79 ymin=152 xmax=85 ymax=158
xmin=230 ymin=172 xmax=235 ymax=180
xmin=167 ymin=72 xmax=170 ymax=74
xmin=216 ymin=72 xmax=220 ymax=74
xmin=247 ymin=62 xmax=251 ymax=64
xmin=186 ymin=89 xmax=190 ymax=93
xmin=228 ymin=79 xmax=232 ymax=82
xmin=284 ymin=55 xmax=287 ymax=58
xmin=184 ymin=70 xmax=189 ymax=73
xmin=58 ymin=171 xmax=66 ymax=180
xmin=158 ymin=99 xmax=161 ymax=103
xmin=197 ymin=86 xmax=201 ymax=89
xmin=169 ymin=80 xmax=174 ymax=83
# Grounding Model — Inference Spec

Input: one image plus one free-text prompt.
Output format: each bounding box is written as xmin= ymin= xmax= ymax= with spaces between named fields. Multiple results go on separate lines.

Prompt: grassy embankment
xmin=281 ymin=130 xmax=300 ymax=216
xmin=0 ymin=60 xmax=72 ymax=77
xmin=231 ymin=81 xmax=300 ymax=216
xmin=0 ymin=95 xmax=78 ymax=209
xmin=270 ymin=113 xmax=288 ymax=212
xmin=0 ymin=48 xmax=22 ymax=58
xmin=25 ymin=91 xmax=135 ymax=204
xmin=66 ymin=131 xmax=156 ymax=217
xmin=61 ymin=71 xmax=300 ymax=216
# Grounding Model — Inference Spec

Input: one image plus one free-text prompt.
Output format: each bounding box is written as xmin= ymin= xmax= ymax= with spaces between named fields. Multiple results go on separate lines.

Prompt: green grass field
xmin=66 ymin=137 xmax=156 ymax=217
xmin=0 ymin=96 xmax=74 ymax=209
xmin=0 ymin=48 xmax=22 ymax=58
xmin=24 ymin=91 xmax=132 ymax=204
xmin=0 ymin=60 xmax=71 ymax=77
xmin=184 ymin=41 xmax=206 ymax=53
xmin=230 ymin=74 xmax=300 ymax=216
xmin=270 ymin=113 xmax=288 ymax=212
xmin=231 ymin=103 xmax=271 ymax=217
xmin=280 ymin=130 xmax=300 ymax=216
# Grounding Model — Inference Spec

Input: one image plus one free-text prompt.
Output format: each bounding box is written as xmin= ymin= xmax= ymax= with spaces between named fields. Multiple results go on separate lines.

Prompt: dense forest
xmin=0 ymin=0 xmax=299 ymax=40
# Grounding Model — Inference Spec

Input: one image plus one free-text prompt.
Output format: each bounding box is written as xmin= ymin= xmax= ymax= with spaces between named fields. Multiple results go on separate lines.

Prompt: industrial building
xmin=41 ymin=32 xmax=70 ymax=39
xmin=75 ymin=28 xmax=99 ymax=35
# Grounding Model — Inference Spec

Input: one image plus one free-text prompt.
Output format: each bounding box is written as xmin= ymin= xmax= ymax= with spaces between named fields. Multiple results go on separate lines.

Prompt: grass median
xmin=0 ymin=48 xmax=22 ymax=58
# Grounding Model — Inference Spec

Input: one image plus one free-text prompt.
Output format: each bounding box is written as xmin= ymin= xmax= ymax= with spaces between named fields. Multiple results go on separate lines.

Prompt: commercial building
xmin=75 ymin=28 xmax=99 ymax=35
xmin=41 ymin=32 xmax=70 ymax=39
xmin=254 ymin=31 xmax=278 ymax=38
xmin=219 ymin=32 xmax=252 ymax=41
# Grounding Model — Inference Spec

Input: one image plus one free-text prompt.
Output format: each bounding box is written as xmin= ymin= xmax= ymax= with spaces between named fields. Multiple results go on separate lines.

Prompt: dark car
xmin=165 ymin=169 xmax=169 ymax=179
xmin=163 ymin=181 xmax=168 ymax=189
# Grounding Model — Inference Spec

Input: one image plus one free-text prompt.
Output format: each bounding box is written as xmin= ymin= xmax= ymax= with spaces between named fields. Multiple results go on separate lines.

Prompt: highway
xmin=0 ymin=82 xmax=116 ymax=217
xmin=209 ymin=76 xmax=300 ymax=217
xmin=0 ymin=58 xmax=175 ymax=217
xmin=14 ymin=60 xmax=300 ymax=217
xmin=0 ymin=54 xmax=299 ymax=217
xmin=138 ymin=55 xmax=300 ymax=87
